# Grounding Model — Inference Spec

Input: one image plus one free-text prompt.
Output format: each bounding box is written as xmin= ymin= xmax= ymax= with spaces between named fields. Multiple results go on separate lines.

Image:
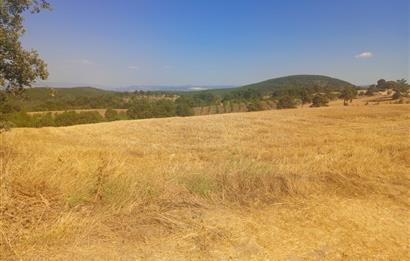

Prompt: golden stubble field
xmin=1 ymin=104 xmax=409 ymax=260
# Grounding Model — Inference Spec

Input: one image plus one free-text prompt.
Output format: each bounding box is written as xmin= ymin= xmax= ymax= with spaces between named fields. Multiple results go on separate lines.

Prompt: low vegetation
xmin=1 ymin=76 xmax=409 ymax=128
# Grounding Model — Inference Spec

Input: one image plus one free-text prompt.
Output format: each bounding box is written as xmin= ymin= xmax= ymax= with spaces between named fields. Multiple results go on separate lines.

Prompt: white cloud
xmin=128 ymin=65 xmax=139 ymax=70
xmin=79 ymin=59 xmax=95 ymax=65
xmin=67 ymin=59 xmax=95 ymax=65
xmin=355 ymin=52 xmax=373 ymax=59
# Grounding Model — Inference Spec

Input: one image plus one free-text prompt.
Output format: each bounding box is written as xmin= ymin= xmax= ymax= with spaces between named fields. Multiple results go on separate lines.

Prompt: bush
xmin=246 ymin=100 xmax=264 ymax=111
xmin=54 ymin=111 xmax=104 ymax=126
xmin=0 ymin=103 xmax=21 ymax=113
xmin=392 ymin=91 xmax=401 ymax=100
xmin=127 ymin=99 xmax=155 ymax=119
xmin=1 ymin=112 xmax=34 ymax=127
xmin=277 ymin=96 xmax=297 ymax=109
xmin=365 ymin=85 xmax=378 ymax=96
xmin=105 ymin=108 xmax=119 ymax=121
xmin=127 ymin=99 xmax=187 ymax=119
xmin=32 ymin=112 xmax=55 ymax=127
xmin=153 ymin=100 xmax=177 ymax=117
xmin=310 ymin=95 xmax=329 ymax=107
xmin=340 ymin=87 xmax=357 ymax=106
xmin=175 ymin=98 xmax=194 ymax=116
xmin=0 ymin=120 xmax=15 ymax=132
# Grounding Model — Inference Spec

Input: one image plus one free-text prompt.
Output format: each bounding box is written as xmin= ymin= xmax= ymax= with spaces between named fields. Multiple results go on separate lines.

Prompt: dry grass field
xmin=1 ymin=104 xmax=409 ymax=260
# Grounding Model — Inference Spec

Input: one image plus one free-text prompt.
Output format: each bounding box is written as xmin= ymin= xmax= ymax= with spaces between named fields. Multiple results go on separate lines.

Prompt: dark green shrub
xmin=310 ymin=95 xmax=329 ymax=107
xmin=127 ymin=99 xmax=154 ymax=119
xmin=392 ymin=91 xmax=401 ymax=100
xmin=175 ymin=98 xmax=194 ymax=116
xmin=105 ymin=108 xmax=119 ymax=121
xmin=246 ymin=100 xmax=264 ymax=111
xmin=277 ymin=96 xmax=297 ymax=109
xmin=54 ymin=111 xmax=104 ymax=126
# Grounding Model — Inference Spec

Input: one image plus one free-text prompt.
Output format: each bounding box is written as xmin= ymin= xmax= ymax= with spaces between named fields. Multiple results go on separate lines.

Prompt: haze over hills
xmin=31 ymin=74 xmax=356 ymax=95
xmin=1 ymin=74 xmax=358 ymax=114
xmin=34 ymin=81 xmax=236 ymax=92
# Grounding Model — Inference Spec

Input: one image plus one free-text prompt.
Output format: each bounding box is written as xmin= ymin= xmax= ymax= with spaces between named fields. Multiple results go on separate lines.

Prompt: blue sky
xmin=22 ymin=0 xmax=409 ymax=87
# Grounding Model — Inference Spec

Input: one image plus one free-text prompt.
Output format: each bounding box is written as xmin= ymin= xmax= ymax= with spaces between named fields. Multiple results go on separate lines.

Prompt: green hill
xmin=1 ymin=75 xmax=356 ymax=112
xmin=1 ymin=74 xmax=360 ymax=128
xmin=185 ymin=75 xmax=355 ymax=97
xmin=239 ymin=74 xmax=354 ymax=92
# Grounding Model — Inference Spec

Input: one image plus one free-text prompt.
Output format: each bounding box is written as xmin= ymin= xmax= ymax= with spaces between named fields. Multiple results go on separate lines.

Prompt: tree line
xmin=0 ymin=97 xmax=194 ymax=128
xmin=362 ymin=79 xmax=409 ymax=99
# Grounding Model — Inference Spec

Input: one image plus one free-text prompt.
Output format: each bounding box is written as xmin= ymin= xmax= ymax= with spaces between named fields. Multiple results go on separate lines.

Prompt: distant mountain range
xmin=114 ymin=85 xmax=236 ymax=92
xmin=32 ymin=75 xmax=357 ymax=95
xmin=33 ymin=81 xmax=235 ymax=92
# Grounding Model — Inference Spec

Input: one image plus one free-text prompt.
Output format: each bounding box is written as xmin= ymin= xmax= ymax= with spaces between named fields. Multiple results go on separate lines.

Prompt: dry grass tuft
xmin=1 ymin=104 xmax=409 ymax=259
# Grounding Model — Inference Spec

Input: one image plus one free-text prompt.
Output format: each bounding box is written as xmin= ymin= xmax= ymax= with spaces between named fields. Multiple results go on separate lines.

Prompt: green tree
xmin=246 ymin=100 xmax=264 ymax=111
xmin=153 ymin=100 xmax=176 ymax=117
xmin=1 ymin=0 xmax=51 ymax=93
xmin=300 ymin=89 xmax=312 ymax=107
xmin=33 ymin=112 xmax=54 ymax=127
xmin=105 ymin=108 xmax=119 ymax=121
xmin=392 ymin=79 xmax=409 ymax=99
xmin=310 ymin=94 xmax=329 ymax=107
xmin=392 ymin=91 xmax=401 ymax=100
xmin=376 ymin=79 xmax=386 ymax=90
xmin=365 ymin=85 xmax=377 ymax=96
xmin=277 ymin=96 xmax=297 ymax=109
xmin=340 ymin=87 xmax=357 ymax=106
xmin=175 ymin=97 xmax=194 ymax=116
xmin=127 ymin=99 xmax=154 ymax=119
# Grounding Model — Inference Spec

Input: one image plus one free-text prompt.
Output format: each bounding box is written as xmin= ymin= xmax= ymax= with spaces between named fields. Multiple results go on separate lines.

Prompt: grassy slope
xmin=1 ymin=104 xmax=409 ymax=259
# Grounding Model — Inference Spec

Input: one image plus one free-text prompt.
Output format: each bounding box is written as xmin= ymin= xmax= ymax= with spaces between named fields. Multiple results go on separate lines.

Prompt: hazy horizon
xmin=33 ymin=73 xmax=375 ymax=91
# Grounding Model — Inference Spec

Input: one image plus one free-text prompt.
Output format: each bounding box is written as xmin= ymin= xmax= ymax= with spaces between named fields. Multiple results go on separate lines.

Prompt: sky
xmin=22 ymin=0 xmax=409 ymax=87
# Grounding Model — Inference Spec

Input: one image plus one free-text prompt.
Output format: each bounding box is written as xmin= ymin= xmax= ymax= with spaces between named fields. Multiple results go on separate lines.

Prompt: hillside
xmin=1 ymin=104 xmax=408 ymax=259
xmin=182 ymin=74 xmax=356 ymax=97
xmin=0 ymin=75 xmax=362 ymax=128
xmin=13 ymin=74 xmax=355 ymax=109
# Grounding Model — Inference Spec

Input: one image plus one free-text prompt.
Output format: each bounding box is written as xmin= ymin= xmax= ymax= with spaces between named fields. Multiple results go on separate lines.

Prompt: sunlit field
xmin=1 ymin=104 xmax=409 ymax=260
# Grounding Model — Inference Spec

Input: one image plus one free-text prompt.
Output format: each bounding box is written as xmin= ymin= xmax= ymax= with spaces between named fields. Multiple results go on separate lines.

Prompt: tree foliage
xmin=300 ymin=89 xmax=313 ymax=106
xmin=365 ymin=85 xmax=378 ymax=96
xmin=277 ymin=96 xmax=297 ymax=109
xmin=340 ymin=87 xmax=357 ymax=106
xmin=104 ymin=108 xmax=119 ymax=121
xmin=0 ymin=0 xmax=51 ymax=93
xmin=310 ymin=94 xmax=329 ymax=107
xmin=376 ymin=79 xmax=386 ymax=90
xmin=392 ymin=79 xmax=409 ymax=98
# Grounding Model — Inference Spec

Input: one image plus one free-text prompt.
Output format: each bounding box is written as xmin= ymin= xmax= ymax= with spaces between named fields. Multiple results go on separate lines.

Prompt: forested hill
xmin=1 ymin=75 xmax=357 ymax=113
xmin=240 ymin=74 xmax=355 ymax=93
xmin=183 ymin=75 xmax=355 ymax=97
